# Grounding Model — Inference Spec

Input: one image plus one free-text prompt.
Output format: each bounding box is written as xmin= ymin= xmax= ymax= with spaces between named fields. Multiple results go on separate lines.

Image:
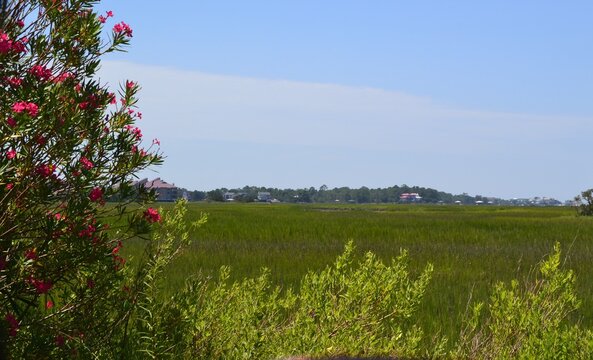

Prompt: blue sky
xmin=96 ymin=1 xmax=593 ymax=200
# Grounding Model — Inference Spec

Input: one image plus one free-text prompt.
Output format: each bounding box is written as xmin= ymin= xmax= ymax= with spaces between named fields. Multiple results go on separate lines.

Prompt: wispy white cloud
xmin=98 ymin=61 xmax=593 ymax=199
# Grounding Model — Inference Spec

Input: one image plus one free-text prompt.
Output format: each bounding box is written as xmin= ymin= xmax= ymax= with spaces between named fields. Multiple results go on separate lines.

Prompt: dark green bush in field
xmin=575 ymin=189 xmax=593 ymax=216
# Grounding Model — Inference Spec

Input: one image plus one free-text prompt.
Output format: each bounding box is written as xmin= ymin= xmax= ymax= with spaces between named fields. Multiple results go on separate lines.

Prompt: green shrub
xmin=454 ymin=242 xmax=593 ymax=359
xmin=575 ymin=189 xmax=593 ymax=216
xmin=276 ymin=243 xmax=434 ymax=359
xmin=131 ymin=236 xmax=436 ymax=359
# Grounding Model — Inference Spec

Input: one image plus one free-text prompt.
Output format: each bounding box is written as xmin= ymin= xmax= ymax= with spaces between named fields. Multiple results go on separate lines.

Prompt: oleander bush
xmin=1 ymin=0 xmax=162 ymax=357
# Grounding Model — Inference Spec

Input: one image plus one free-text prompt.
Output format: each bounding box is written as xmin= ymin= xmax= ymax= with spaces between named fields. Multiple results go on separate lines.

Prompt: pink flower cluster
xmin=98 ymin=10 xmax=114 ymax=24
xmin=53 ymin=71 xmax=74 ymax=84
xmin=12 ymin=101 xmax=39 ymax=117
xmin=89 ymin=187 xmax=103 ymax=203
xmin=5 ymin=313 xmax=19 ymax=337
xmin=143 ymin=207 xmax=161 ymax=223
xmin=78 ymin=223 xmax=96 ymax=238
xmin=36 ymin=164 xmax=55 ymax=177
xmin=28 ymin=277 xmax=53 ymax=294
xmin=0 ymin=32 xmax=27 ymax=54
xmin=4 ymin=76 xmax=22 ymax=87
xmin=131 ymin=145 xmax=147 ymax=157
xmin=113 ymin=22 xmax=133 ymax=37
xmin=30 ymin=65 xmax=53 ymax=81
xmin=124 ymin=125 xmax=142 ymax=140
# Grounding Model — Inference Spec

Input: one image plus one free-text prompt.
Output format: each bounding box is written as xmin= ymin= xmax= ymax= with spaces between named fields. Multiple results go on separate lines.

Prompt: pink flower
xmin=125 ymin=80 xmax=135 ymax=89
xmin=5 ymin=183 xmax=13 ymax=190
xmin=11 ymin=39 xmax=26 ymax=53
xmin=6 ymin=149 xmax=16 ymax=160
xmin=0 ymin=32 xmax=13 ymax=54
xmin=106 ymin=10 xmax=114 ymax=17
xmin=26 ymin=103 xmax=38 ymax=117
xmin=113 ymin=255 xmax=126 ymax=270
xmin=113 ymin=22 xmax=133 ymax=37
xmin=111 ymin=240 xmax=123 ymax=255
xmin=80 ymin=156 xmax=94 ymax=170
xmin=143 ymin=208 xmax=161 ymax=223
xmin=89 ymin=187 xmax=103 ymax=202
xmin=6 ymin=117 xmax=17 ymax=128
xmin=25 ymin=249 xmax=37 ymax=260
xmin=12 ymin=101 xmax=26 ymax=113
xmin=152 ymin=138 xmax=160 ymax=146
xmin=16 ymin=20 xmax=25 ymax=28
xmin=98 ymin=15 xmax=106 ymax=24
xmin=55 ymin=335 xmax=65 ymax=347
xmin=46 ymin=300 xmax=54 ymax=309
xmin=5 ymin=313 xmax=19 ymax=337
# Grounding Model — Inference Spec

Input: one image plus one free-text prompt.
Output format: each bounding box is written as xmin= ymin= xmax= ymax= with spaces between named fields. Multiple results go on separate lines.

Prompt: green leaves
xmin=129 ymin=234 xmax=434 ymax=360
xmin=455 ymin=243 xmax=592 ymax=359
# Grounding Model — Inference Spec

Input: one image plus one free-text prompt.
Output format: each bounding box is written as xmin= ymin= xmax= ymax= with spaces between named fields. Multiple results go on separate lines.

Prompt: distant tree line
xmin=180 ymin=184 xmax=504 ymax=204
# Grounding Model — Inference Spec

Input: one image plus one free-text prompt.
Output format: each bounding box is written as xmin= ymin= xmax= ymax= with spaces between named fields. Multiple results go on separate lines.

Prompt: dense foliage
xmin=198 ymin=184 xmax=494 ymax=204
xmin=575 ymin=189 xmax=593 ymax=216
xmin=0 ymin=0 xmax=162 ymax=356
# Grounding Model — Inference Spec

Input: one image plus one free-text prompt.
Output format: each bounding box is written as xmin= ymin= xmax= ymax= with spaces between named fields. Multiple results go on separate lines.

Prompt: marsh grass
xmin=121 ymin=203 xmax=593 ymax=344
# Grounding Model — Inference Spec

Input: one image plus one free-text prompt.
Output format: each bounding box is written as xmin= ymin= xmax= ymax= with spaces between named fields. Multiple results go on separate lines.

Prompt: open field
xmin=123 ymin=202 xmax=593 ymax=343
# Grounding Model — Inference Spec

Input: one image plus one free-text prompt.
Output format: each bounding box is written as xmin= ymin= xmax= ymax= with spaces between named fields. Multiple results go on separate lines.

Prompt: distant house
xmin=257 ymin=192 xmax=272 ymax=202
xmin=135 ymin=178 xmax=179 ymax=202
xmin=223 ymin=192 xmax=236 ymax=201
xmin=399 ymin=193 xmax=422 ymax=203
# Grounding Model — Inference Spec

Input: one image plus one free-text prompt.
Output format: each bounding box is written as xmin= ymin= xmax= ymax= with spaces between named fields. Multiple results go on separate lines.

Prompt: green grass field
xmin=123 ymin=202 xmax=593 ymax=343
